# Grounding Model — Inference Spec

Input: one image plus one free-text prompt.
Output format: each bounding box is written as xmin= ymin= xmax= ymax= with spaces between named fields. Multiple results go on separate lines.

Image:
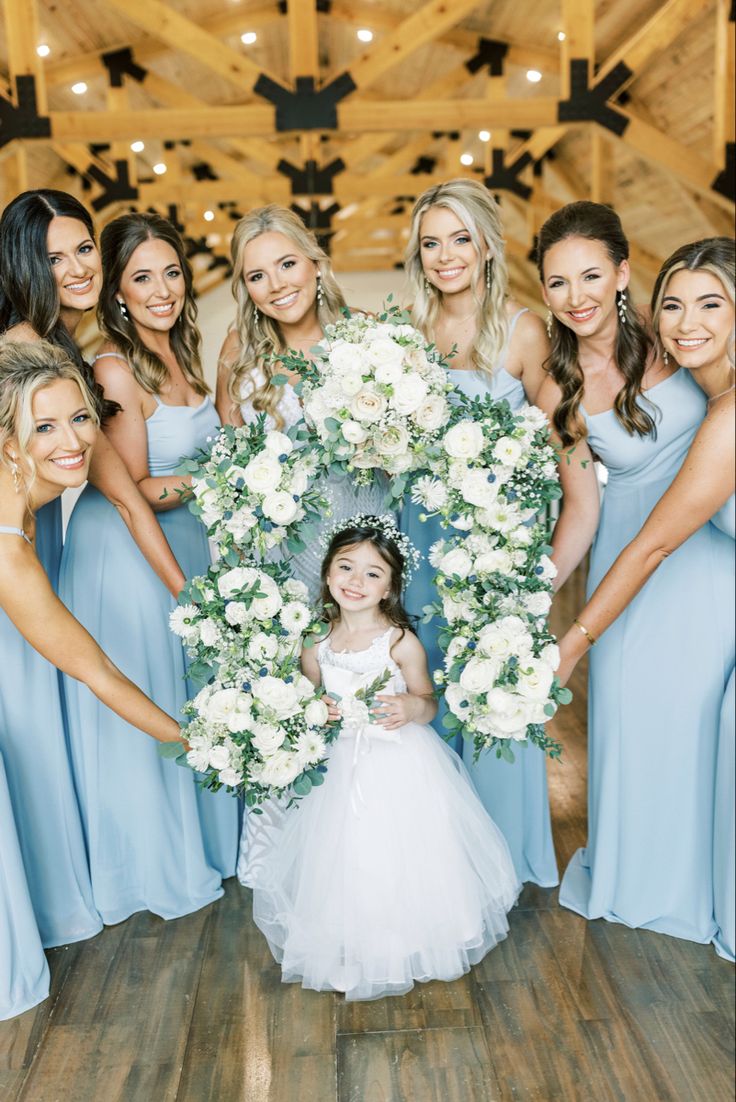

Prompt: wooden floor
xmin=1 ymin=571 xmax=734 ymax=1102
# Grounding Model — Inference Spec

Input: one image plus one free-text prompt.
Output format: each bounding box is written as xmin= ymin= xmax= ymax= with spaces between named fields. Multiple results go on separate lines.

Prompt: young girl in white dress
xmin=242 ymin=515 xmax=520 ymax=1001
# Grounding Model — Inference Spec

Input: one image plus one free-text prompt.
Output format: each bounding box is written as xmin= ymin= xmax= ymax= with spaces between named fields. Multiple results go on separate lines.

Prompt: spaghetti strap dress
xmin=400 ymin=308 xmax=558 ymax=888
xmin=59 ymin=384 xmax=239 ymax=924
xmin=559 ymin=370 xmax=735 ymax=941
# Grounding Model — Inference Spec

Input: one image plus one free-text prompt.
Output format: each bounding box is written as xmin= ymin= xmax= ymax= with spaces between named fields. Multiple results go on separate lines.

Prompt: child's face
xmin=326 ymin=541 xmax=391 ymax=612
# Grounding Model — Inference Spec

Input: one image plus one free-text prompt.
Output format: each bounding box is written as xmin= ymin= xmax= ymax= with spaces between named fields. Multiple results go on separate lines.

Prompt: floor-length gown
xmin=559 ymin=370 xmax=735 ymax=941
xmin=711 ymin=494 xmax=734 ymax=962
xmin=400 ymin=309 xmax=559 ymax=888
xmin=59 ymin=389 xmax=238 ymax=924
xmin=0 ymin=524 xmax=102 ymax=949
xmin=0 ymin=743 xmax=49 ymax=1020
xmin=243 ymin=628 xmax=521 ymax=1000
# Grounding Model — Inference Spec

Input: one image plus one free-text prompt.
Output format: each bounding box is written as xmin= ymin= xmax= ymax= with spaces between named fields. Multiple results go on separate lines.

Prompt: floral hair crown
xmin=320 ymin=512 xmax=422 ymax=584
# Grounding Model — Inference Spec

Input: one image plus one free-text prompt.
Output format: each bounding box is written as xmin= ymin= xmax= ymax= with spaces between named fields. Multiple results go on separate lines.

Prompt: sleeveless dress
xmin=559 ymin=370 xmax=735 ymax=941
xmin=401 ymin=309 xmax=559 ymax=888
xmin=243 ymin=627 xmax=521 ymax=1000
xmin=0 ymin=528 xmax=51 ymax=1019
xmin=711 ymin=494 xmax=735 ymax=962
xmin=0 ymin=528 xmax=102 ymax=949
xmin=59 ymin=384 xmax=238 ymax=925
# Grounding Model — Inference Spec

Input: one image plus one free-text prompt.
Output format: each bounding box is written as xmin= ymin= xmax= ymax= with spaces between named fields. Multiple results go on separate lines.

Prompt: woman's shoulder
xmin=218 ymin=327 xmax=242 ymax=371
xmin=92 ymin=342 xmax=142 ymax=397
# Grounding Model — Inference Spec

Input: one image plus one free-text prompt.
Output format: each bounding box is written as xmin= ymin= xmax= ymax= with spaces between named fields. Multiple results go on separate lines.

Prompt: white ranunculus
xmin=251 ymin=722 xmax=286 ymax=755
xmin=204 ymin=687 xmax=245 ymax=725
xmin=218 ymin=565 xmax=258 ymax=599
xmin=517 ymin=658 xmax=555 ymax=702
xmin=524 ymin=591 xmax=552 ymax=618
xmin=375 ymin=423 xmax=410 ymax=457
xmin=262 ymin=490 xmax=300 ymax=526
xmin=252 ymin=676 xmax=299 ymax=718
xmin=386 ymin=452 xmax=413 ymax=474
xmin=492 ymin=436 xmax=524 ymax=466
xmin=439 ymin=546 xmax=472 ymax=579
xmin=460 ymin=467 xmax=498 ymax=508
xmin=218 ymin=767 xmax=242 ymax=787
xmin=350 ymin=388 xmax=387 ymax=424
xmin=485 ymin=687 xmax=531 ymax=739
xmin=342 ymin=419 xmax=369 ymax=444
xmin=251 ymin=574 xmax=283 ymax=620
xmin=459 ymin=656 xmax=500 ymax=695
xmin=374 ymin=359 xmax=403 ymax=386
xmin=538 ymin=554 xmax=558 ymax=581
xmin=443 ymin=420 xmax=485 ymax=460
xmin=447 ymin=635 xmax=469 ymax=661
xmin=391 ymin=373 xmax=427 ymax=415
xmin=411 ymin=475 xmax=448 ymax=511
xmin=445 ymin=682 xmax=472 ymax=719
xmin=259 ymin=749 xmax=302 ymax=788
xmin=365 ymin=337 xmax=405 ymax=371
xmin=475 ymin=548 xmax=514 ymax=576
xmin=328 ymin=341 xmax=361 ymax=374
xmin=280 ymin=601 xmax=311 ymax=635
xmin=264 ymin=430 xmax=293 ymax=457
xmin=413 ymin=394 xmax=449 ymax=433
xmin=283 ymin=577 xmax=310 ymax=602
xmin=521 ymin=404 xmax=549 ymax=431
xmin=477 ymin=617 xmax=533 ymax=661
xmin=208 ymin=744 xmax=231 ymax=771
xmin=540 ymin=643 xmax=560 ymax=671
xmin=339 ymin=371 xmax=364 ymax=397
xmin=305 ymin=698 xmax=329 ymax=727
xmin=404 ymin=345 xmax=429 ymax=372
xmin=242 ymin=453 xmax=283 ymax=496
xmin=247 ymin=631 xmax=279 ymax=662
xmin=225 ymin=601 xmax=250 ymax=627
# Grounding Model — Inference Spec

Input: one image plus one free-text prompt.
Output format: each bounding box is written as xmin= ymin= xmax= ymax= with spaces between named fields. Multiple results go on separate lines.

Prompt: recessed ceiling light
xmin=241 ymin=32 xmax=257 ymax=45
xmin=557 ymin=31 xmax=566 ymax=42
xmin=357 ymin=29 xmax=373 ymax=43
xmin=130 ymin=140 xmax=145 ymax=153
xmin=460 ymin=152 xmax=474 ymax=166
xmin=71 ymin=81 xmax=87 ymax=95
xmin=203 ymin=210 xmax=215 ymax=222
xmin=153 ymin=162 xmax=167 ymax=175
xmin=526 ymin=69 xmax=542 ymax=83
xmin=479 ymin=130 xmax=491 ymax=142
xmin=36 ymin=44 xmax=50 ymax=58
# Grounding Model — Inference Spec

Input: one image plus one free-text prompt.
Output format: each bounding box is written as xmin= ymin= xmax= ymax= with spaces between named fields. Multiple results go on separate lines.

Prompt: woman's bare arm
xmin=505 ymin=306 xmax=550 ymax=404
xmin=216 ymin=330 xmax=245 ymax=427
xmin=0 ymin=543 xmax=183 ymax=743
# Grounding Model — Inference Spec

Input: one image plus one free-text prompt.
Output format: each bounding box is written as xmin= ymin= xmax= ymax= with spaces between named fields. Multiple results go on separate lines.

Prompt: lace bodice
xmin=319 ymin=627 xmax=406 ymax=694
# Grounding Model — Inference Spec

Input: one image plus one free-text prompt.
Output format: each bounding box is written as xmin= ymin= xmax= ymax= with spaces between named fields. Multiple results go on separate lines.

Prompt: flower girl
xmin=242 ymin=515 xmax=520 ymax=1000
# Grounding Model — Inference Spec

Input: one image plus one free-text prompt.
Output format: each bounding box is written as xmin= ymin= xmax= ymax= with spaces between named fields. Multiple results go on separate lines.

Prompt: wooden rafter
xmin=597 ymin=0 xmax=713 ymax=90
xmin=713 ymin=0 xmax=736 ymax=165
xmin=288 ymin=0 xmax=320 ymax=83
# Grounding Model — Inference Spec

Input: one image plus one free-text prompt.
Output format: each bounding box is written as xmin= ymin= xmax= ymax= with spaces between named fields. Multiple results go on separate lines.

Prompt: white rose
xmin=443 ymin=420 xmax=485 ymax=460
xmin=447 ymin=635 xmax=469 ymax=661
xmin=445 ymin=682 xmax=472 ymax=719
xmin=225 ymin=601 xmax=249 ymax=626
xmin=342 ymin=419 xmax=369 ymax=444
xmin=537 ymin=554 xmax=558 ymax=581
xmin=218 ymin=566 xmax=258 ymax=598
xmin=264 ymin=430 xmax=293 ymax=457
xmin=459 ymin=657 xmax=500 ymax=695
xmin=460 ymin=467 xmax=498 ymax=508
xmin=365 ymin=337 xmax=405 ymax=371
xmin=248 ymin=631 xmax=279 ymax=662
xmin=327 ymin=341 xmax=360 ymax=374
xmin=295 ymin=673 xmax=316 ymax=701
xmin=251 ymin=574 xmax=283 ymax=620
xmin=524 ymin=591 xmax=552 ymax=618
xmin=413 ymin=394 xmax=449 ymax=433
xmin=242 ymin=453 xmax=283 ymax=495
xmin=439 ymin=546 xmax=472 ymax=579
xmin=477 ymin=617 xmax=533 ymax=661
xmin=475 ymin=548 xmax=514 ymax=576
xmin=385 ymin=452 xmax=413 ymax=473
xmin=305 ymin=698 xmax=329 ymax=727
xmin=259 ymin=750 xmax=302 ymax=789
xmin=199 ymin=619 xmax=220 ymax=647
xmin=262 ymin=490 xmax=300 ymax=526
xmin=339 ymin=371 xmax=364 ymax=397
xmin=204 ymin=688 xmax=244 ymax=725
xmin=375 ymin=423 xmax=410 ymax=457
xmin=540 ymin=643 xmax=560 ymax=670
xmin=517 ymin=658 xmax=555 ymax=702
xmin=486 ymin=688 xmax=531 ymax=739
xmin=218 ymin=766 xmax=242 ymax=787
xmin=350 ymin=389 xmax=387 ymax=424
xmin=226 ymin=507 xmax=258 ymax=540
xmin=283 ymin=577 xmax=309 ymax=601
xmin=391 ymin=373 xmax=427 ymax=415
xmin=252 ymin=676 xmax=300 ymax=718
xmin=404 ymin=345 xmax=429 ymax=372
xmin=208 ymin=744 xmax=231 ymax=770
xmin=374 ymin=360 xmax=403 ymax=386
xmin=493 ymin=436 xmax=524 ymax=466
xmin=251 ymin=722 xmax=286 ymax=755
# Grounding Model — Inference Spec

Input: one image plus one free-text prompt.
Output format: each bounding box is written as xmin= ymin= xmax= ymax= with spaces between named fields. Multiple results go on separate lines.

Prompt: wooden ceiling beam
xmin=288 ymin=0 xmax=320 ymax=82
xmin=561 ymin=0 xmax=594 ymax=94
xmin=3 ymin=0 xmax=47 ymax=112
xmin=597 ymin=0 xmax=712 ymax=89
xmin=713 ymin=0 xmax=735 ymax=165
xmin=340 ymin=97 xmax=560 ymax=131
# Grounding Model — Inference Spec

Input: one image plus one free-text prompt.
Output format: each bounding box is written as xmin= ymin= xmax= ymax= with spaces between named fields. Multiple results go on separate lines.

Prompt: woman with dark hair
xmin=0 ymin=189 xmax=184 ymax=596
xmin=59 ymin=212 xmax=238 ymax=925
xmin=535 ymin=206 xmax=734 ymax=943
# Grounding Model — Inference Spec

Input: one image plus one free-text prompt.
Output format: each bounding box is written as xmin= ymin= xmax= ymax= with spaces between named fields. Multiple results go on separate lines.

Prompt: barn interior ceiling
xmin=0 ymin=0 xmax=734 ymax=322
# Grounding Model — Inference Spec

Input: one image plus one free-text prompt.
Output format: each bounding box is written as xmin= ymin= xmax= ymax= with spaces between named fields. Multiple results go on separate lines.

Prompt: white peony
xmin=443 ymin=420 xmax=485 ymax=460
xmin=242 ymin=453 xmax=283 ymax=495
xmin=208 ymin=744 xmax=231 ymax=770
xmin=445 ymin=682 xmax=472 ymax=719
xmin=283 ymin=577 xmax=309 ymax=601
xmin=218 ymin=566 xmax=258 ymax=598
xmin=439 ymin=546 xmax=472 ymax=579
xmin=524 ymin=591 xmax=552 ymax=618
xmin=475 ymin=548 xmax=514 ymax=576
xmin=264 ymin=430 xmax=293 ymax=457
xmin=374 ymin=359 xmax=403 ymax=386
xmin=261 ymin=490 xmax=300 ymax=526
xmin=218 ymin=766 xmax=242 ymax=787
xmin=365 ymin=337 xmax=405 ymax=371
xmin=259 ymin=749 xmax=302 ymax=788
xmin=251 ymin=722 xmax=286 ymax=755
xmin=225 ymin=602 xmax=250 ymax=627
xmin=252 ymin=676 xmax=299 ymax=718
xmin=459 ymin=467 xmax=498 ymax=508
xmin=540 ymin=642 xmax=560 ymax=670
xmin=304 ymin=698 xmax=329 ymax=727
xmin=459 ymin=657 xmax=500 ymax=695
xmin=516 ymin=658 xmax=555 ymax=701
xmin=391 ymin=373 xmax=427 ymax=415
xmin=251 ymin=574 xmax=283 ymax=620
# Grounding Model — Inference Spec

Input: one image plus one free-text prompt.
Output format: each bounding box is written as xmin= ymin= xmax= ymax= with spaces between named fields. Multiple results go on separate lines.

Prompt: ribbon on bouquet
xmin=339 ymin=695 xmax=401 ymax=816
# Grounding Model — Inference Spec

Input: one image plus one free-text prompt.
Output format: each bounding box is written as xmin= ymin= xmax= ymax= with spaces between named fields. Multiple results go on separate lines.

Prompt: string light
xmin=479 ymin=130 xmax=491 ymax=142
xmin=241 ymin=32 xmax=257 ymax=45
xmin=36 ymin=44 xmax=50 ymax=58
xmin=71 ymin=81 xmax=87 ymax=95
xmin=152 ymin=162 xmax=167 ymax=176
xmin=357 ymin=29 xmax=373 ymax=43
xmin=130 ymin=140 xmax=145 ymax=153
xmin=460 ymin=152 xmax=473 ymax=166
xmin=203 ymin=210 xmax=215 ymax=222
xmin=526 ymin=70 xmax=542 ymax=83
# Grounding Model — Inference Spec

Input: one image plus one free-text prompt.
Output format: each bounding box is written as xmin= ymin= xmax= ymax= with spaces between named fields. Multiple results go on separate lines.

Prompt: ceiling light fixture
xmin=526 ymin=69 xmax=542 ymax=83
xmin=153 ymin=162 xmax=167 ymax=176
xmin=36 ymin=44 xmax=50 ymax=58
xmin=203 ymin=210 xmax=215 ymax=222
xmin=357 ymin=29 xmax=373 ymax=43
xmin=241 ymin=32 xmax=257 ymax=45
xmin=71 ymin=81 xmax=87 ymax=95
xmin=460 ymin=152 xmax=474 ymax=166
xmin=130 ymin=140 xmax=145 ymax=153
xmin=478 ymin=130 xmax=491 ymax=142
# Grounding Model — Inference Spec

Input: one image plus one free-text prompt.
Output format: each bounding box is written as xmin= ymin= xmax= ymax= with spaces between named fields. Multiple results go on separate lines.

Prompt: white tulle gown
xmin=241 ymin=628 xmax=520 ymax=1000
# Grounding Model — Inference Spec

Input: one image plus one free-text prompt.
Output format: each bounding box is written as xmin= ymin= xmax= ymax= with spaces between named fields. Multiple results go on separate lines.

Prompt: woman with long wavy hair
xmin=535 ymin=205 xmax=734 ymax=943
xmin=59 ymin=212 xmax=238 ymax=926
xmin=402 ymin=179 xmax=555 ymax=889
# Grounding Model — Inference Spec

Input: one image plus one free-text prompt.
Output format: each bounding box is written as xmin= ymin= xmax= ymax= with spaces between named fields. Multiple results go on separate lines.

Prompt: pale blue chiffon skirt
xmin=713 ymin=668 xmax=735 ymax=962
xmin=59 ymin=488 xmax=239 ymax=925
xmin=0 ymin=750 xmax=50 ymax=1020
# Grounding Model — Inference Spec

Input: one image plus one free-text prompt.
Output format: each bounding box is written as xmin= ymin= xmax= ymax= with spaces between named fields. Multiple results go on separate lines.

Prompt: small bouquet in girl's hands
xmin=278 ymin=303 xmax=453 ymax=489
xmin=168 ymin=560 xmax=336 ymax=805
xmin=179 ymin=415 xmax=326 ymax=560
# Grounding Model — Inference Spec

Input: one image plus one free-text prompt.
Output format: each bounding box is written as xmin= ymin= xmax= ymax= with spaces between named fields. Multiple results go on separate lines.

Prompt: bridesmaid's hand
xmin=556 ymin=629 xmax=587 ymax=687
xmin=373 ymin=693 xmax=417 ymax=730
xmin=324 ymin=696 xmax=341 ymax=723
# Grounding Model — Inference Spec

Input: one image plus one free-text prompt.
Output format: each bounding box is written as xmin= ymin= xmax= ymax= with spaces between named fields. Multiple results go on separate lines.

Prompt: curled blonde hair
xmin=226 ymin=205 xmax=345 ymax=428
xmin=0 ymin=339 xmax=99 ymax=493
xmin=651 ymin=237 xmax=735 ymax=368
xmin=405 ymin=179 xmax=509 ymax=376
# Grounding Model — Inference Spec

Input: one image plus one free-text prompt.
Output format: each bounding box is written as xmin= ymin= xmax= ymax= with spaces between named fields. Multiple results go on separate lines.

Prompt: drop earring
xmin=424 ymin=276 xmax=431 ymax=293
xmin=545 ymin=310 xmax=553 ymax=339
xmin=662 ymin=348 xmax=669 ymax=366
xmin=117 ymin=299 xmax=129 ymax=319
xmin=9 ymin=455 xmax=21 ymax=494
xmin=316 ymin=273 xmax=324 ymax=309
xmin=253 ymin=304 xmax=260 ymax=329
xmin=617 ymin=289 xmax=628 ymax=324
xmin=485 ymin=258 xmax=491 ymax=291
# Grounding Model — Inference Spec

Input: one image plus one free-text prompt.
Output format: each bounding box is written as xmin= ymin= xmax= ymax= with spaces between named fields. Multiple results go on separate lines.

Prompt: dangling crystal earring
xmin=117 ymin=299 xmax=129 ymax=319
xmin=617 ymin=289 xmax=628 ymax=324
xmin=662 ymin=348 xmax=669 ymax=366
xmin=253 ymin=304 xmax=260 ymax=329
xmin=9 ymin=455 xmax=21 ymax=494
xmin=316 ymin=273 xmax=324 ymax=310
xmin=424 ymin=277 xmax=431 ymax=293
xmin=485 ymin=258 xmax=491 ymax=291
xmin=546 ymin=310 xmax=553 ymax=339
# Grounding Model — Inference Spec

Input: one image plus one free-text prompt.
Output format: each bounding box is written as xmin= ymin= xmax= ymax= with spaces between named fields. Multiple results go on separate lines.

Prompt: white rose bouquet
xmin=279 ymin=303 xmax=453 ymax=494
xmin=166 ymin=559 xmax=335 ymax=805
xmin=416 ymin=393 xmax=569 ymax=760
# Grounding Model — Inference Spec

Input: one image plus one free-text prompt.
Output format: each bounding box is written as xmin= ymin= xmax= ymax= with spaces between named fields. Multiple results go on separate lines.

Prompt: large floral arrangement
xmin=168 ymin=306 xmax=568 ymax=797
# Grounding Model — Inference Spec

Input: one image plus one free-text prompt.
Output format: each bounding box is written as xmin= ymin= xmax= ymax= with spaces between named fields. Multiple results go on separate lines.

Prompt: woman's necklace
xmin=707 ymin=375 xmax=736 ymax=404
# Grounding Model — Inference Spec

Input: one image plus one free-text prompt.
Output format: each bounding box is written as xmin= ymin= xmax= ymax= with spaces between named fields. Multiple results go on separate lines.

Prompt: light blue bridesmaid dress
xmin=0 ymin=739 xmax=49 ymax=1020
xmin=711 ymin=494 xmax=734 ymax=962
xmin=401 ymin=309 xmax=559 ymax=887
xmin=559 ymin=370 xmax=735 ymax=941
xmin=0 ymin=526 xmax=102 ymax=950
xmin=59 ymin=387 xmax=239 ymax=925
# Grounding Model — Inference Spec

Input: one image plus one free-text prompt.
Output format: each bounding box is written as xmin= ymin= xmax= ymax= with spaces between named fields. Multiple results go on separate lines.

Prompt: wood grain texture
xmin=0 ymin=570 xmax=733 ymax=1101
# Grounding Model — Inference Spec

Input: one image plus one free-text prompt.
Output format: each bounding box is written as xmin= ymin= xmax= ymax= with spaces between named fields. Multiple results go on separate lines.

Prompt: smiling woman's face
xmin=541 ymin=235 xmax=629 ymax=338
xmin=241 ymin=231 xmax=319 ymax=326
xmin=16 ymin=377 xmax=97 ymax=493
xmin=658 ymin=268 xmax=735 ymax=375
xmin=46 ymin=216 xmax=102 ymax=314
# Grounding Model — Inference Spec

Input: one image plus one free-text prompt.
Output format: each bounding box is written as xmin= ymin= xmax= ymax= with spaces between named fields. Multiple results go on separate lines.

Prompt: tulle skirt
xmin=243 ymin=723 xmax=521 ymax=1000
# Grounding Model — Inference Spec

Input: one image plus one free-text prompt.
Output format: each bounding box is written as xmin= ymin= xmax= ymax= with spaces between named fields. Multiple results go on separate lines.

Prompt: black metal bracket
xmin=410 ymin=155 xmax=437 ymax=175
xmin=558 ymin=60 xmax=631 ymax=135
xmin=484 ymin=149 xmax=534 ymax=199
xmin=277 ymin=157 xmax=345 ymax=195
xmin=88 ymin=160 xmax=139 ymax=211
xmin=0 ymin=76 xmax=51 ymax=148
xmin=466 ymin=38 xmax=508 ymax=77
xmin=101 ymin=47 xmax=147 ymax=88
xmin=712 ymin=142 xmax=735 ymax=202
xmin=291 ymin=200 xmax=340 ymax=252
xmin=255 ymin=73 xmax=357 ymax=131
